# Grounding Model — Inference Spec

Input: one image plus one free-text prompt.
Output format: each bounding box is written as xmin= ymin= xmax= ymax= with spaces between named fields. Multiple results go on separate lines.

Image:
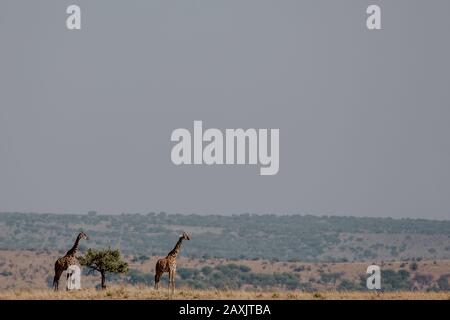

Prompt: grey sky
xmin=0 ymin=1 xmax=449 ymax=219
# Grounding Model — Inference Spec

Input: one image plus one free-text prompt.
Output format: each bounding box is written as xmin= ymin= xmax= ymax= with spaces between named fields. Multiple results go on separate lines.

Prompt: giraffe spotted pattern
xmin=53 ymin=232 xmax=88 ymax=291
xmin=154 ymin=232 xmax=191 ymax=292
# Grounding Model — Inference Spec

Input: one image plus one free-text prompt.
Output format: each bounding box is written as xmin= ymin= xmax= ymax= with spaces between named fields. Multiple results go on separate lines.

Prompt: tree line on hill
xmin=1 ymin=212 xmax=450 ymax=262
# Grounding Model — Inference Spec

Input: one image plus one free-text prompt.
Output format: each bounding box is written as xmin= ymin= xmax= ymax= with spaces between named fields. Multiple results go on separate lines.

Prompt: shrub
xmin=437 ymin=275 xmax=450 ymax=291
xmin=381 ymin=269 xmax=412 ymax=291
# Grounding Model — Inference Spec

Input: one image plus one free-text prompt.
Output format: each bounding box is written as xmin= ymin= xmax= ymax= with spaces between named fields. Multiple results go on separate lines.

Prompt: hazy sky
xmin=1 ymin=1 xmax=449 ymax=219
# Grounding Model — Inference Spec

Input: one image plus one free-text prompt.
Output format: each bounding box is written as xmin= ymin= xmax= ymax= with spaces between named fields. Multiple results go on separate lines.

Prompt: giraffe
xmin=52 ymin=231 xmax=88 ymax=291
xmin=154 ymin=232 xmax=191 ymax=292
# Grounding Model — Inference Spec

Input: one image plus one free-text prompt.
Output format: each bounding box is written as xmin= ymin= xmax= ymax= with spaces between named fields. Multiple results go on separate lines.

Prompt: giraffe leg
xmin=168 ymin=270 xmax=171 ymax=291
xmin=154 ymin=272 xmax=161 ymax=290
xmin=53 ymin=268 xmax=63 ymax=291
xmin=170 ymin=269 xmax=176 ymax=293
xmin=172 ymin=269 xmax=177 ymax=293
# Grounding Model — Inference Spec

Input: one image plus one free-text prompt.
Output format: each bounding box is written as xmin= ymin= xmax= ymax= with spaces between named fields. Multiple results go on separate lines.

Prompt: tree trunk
xmin=101 ymin=272 xmax=106 ymax=290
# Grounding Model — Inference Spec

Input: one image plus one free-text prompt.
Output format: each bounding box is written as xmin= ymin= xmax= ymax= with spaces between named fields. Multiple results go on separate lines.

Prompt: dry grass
xmin=1 ymin=286 xmax=449 ymax=300
xmin=2 ymin=250 xmax=450 ymax=292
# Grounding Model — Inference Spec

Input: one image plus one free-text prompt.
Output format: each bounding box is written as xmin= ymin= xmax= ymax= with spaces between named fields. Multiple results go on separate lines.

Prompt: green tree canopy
xmin=79 ymin=248 xmax=128 ymax=289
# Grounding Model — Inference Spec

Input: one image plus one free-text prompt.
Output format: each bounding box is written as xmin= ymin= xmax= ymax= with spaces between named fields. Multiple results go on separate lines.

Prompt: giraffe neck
xmin=66 ymin=236 xmax=81 ymax=257
xmin=167 ymin=237 xmax=184 ymax=259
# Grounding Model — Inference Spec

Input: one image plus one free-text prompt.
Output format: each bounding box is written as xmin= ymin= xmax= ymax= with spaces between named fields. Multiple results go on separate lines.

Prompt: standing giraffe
xmin=154 ymin=232 xmax=191 ymax=292
xmin=52 ymin=231 xmax=88 ymax=291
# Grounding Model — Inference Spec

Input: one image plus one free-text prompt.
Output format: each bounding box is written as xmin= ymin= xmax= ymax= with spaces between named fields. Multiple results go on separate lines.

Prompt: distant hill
xmin=1 ymin=212 xmax=449 ymax=262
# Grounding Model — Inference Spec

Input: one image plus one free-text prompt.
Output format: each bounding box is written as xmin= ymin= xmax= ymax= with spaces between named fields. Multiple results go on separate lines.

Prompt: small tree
xmin=79 ymin=248 xmax=128 ymax=289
